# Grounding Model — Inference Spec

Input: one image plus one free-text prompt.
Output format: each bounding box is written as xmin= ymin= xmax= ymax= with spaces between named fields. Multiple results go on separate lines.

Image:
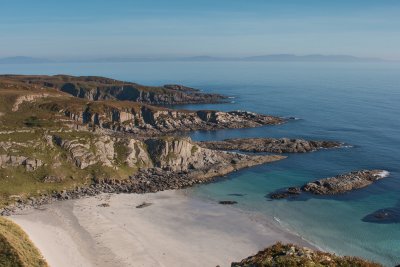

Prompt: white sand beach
xmin=10 ymin=190 xmax=313 ymax=267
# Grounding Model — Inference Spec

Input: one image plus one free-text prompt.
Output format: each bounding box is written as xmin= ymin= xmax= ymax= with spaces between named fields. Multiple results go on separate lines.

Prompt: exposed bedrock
xmin=269 ymin=170 xmax=389 ymax=199
xmin=198 ymin=138 xmax=342 ymax=153
xmin=44 ymin=101 xmax=284 ymax=135
xmin=0 ymin=154 xmax=43 ymax=171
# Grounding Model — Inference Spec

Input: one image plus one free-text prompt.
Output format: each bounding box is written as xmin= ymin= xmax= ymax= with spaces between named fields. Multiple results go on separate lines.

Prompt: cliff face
xmin=40 ymin=100 xmax=283 ymax=135
xmin=145 ymin=137 xmax=229 ymax=172
xmin=0 ymin=75 xmax=227 ymax=105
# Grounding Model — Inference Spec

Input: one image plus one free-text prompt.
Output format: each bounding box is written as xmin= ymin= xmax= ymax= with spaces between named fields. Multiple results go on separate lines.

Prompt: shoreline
xmin=10 ymin=190 xmax=316 ymax=267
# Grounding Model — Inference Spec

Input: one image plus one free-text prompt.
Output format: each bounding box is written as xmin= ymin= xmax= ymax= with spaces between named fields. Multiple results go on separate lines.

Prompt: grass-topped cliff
xmin=0 ymin=74 xmax=227 ymax=105
xmin=0 ymin=216 xmax=48 ymax=267
xmin=232 ymin=243 xmax=382 ymax=267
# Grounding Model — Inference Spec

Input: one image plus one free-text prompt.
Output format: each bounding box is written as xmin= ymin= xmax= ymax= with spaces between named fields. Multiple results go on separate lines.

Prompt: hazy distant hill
xmin=0 ymin=54 xmax=388 ymax=64
xmin=242 ymin=54 xmax=385 ymax=62
xmin=0 ymin=56 xmax=52 ymax=64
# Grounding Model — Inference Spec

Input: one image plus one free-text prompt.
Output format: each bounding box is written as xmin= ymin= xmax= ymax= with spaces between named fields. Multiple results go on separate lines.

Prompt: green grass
xmin=0 ymin=217 xmax=48 ymax=267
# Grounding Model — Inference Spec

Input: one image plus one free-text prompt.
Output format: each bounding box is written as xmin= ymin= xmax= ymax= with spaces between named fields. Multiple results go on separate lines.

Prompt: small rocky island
xmin=199 ymin=138 xmax=342 ymax=153
xmin=269 ymin=170 xmax=388 ymax=199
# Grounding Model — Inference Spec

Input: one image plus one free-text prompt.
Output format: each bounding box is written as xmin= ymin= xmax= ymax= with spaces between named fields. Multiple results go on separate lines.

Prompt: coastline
xmin=10 ymin=190 xmax=315 ymax=267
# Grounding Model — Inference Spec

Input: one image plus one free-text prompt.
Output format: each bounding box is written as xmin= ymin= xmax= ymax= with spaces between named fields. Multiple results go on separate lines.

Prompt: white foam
xmin=378 ymin=170 xmax=390 ymax=179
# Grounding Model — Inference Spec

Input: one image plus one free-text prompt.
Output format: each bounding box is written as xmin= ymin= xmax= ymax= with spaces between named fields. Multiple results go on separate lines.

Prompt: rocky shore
xmin=199 ymin=138 xmax=342 ymax=153
xmin=269 ymin=170 xmax=388 ymax=199
xmin=1 ymin=154 xmax=283 ymax=216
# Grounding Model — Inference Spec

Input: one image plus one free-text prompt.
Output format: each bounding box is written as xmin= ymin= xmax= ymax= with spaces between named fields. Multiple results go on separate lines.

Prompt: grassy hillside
xmin=0 ymin=217 xmax=48 ymax=267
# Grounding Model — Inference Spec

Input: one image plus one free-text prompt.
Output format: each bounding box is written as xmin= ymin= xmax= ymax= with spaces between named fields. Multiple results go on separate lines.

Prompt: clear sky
xmin=1 ymin=0 xmax=399 ymax=59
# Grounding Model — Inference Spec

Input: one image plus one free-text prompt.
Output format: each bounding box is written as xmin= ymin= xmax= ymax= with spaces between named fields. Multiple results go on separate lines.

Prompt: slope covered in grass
xmin=0 ymin=216 xmax=48 ymax=267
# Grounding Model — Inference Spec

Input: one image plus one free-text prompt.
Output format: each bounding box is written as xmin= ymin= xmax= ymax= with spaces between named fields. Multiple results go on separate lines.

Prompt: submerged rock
xmin=219 ymin=201 xmax=238 ymax=205
xmin=363 ymin=205 xmax=400 ymax=224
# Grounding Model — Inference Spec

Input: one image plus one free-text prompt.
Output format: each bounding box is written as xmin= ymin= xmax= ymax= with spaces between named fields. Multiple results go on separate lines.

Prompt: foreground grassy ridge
xmin=231 ymin=243 xmax=382 ymax=267
xmin=0 ymin=217 xmax=48 ymax=267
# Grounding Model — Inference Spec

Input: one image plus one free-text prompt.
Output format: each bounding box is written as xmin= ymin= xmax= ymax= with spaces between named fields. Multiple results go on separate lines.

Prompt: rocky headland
xmin=0 ymin=74 xmax=227 ymax=105
xmin=231 ymin=242 xmax=382 ymax=267
xmin=269 ymin=170 xmax=389 ymax=199
xmin=199 ymin=138 xmax=342 ymax=153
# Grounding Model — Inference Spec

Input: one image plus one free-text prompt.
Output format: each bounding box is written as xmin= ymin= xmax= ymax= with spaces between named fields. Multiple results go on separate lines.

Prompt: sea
xmin=1 ymin=61 xmax=399 ymax=266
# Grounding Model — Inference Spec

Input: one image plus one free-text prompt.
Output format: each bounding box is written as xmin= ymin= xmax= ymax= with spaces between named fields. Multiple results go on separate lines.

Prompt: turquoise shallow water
xmin=1 ymin=61 xmax=400 ymax=266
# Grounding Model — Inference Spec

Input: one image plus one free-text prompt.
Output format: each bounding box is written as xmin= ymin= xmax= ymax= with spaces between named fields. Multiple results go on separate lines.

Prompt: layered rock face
xmin=145 ymin=137 xmax=209 ymax=171
xmin=43 ymin=101 xmax=284 ymax=135
xmin=269 ymin=170 xmax=388 ymax=199
xmin=0 ymin=155 xmax=43 ymax=171
xmin=199 ymin=138 xmax=342 ymax=153
xmin=1 ymin=75 xmax=227 ymax=105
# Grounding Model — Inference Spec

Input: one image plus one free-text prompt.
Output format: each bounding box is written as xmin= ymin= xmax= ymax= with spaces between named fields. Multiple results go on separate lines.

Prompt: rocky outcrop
xmin=199 ymin=138 xmax=342 ymax=153
xmin=145 ymin=137 xmax=223 ymax=172
xmin=1 ymin=75 xmax=227 ymax=105
xmin=302 ymin=170 xmax=388 ymax=195
xmin=231 ymin=242 xmax=382 ymax=267
xmin=269 ymin=170 xmax=389 ymax=199
xmin=50 ymin=102 xmax=284 ymax=135
xmin=0 ymin=155 xmax=43 ymax=171
xmin=125 ymin=139 xmax=153 ymax=168
xmin=12 ymin=93 xmax=53 ymax=111
xmin=53 ymin=136 xmax=98 ymax=169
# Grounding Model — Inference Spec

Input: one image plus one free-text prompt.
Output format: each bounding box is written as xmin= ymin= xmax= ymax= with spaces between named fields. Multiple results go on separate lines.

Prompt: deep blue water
xmin=1 ymin=62 xmax=400 ymax=266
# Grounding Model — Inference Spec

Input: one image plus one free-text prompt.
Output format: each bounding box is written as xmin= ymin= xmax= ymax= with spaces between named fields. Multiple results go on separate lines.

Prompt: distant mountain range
xmin=0 ymin=56 xmax=53 ymax=64
xmin=0 ymin=54 xmax=392 ymax=64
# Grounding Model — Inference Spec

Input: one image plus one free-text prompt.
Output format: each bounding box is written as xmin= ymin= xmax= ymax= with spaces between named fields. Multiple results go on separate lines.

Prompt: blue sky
xmin=1 ymin=0 xmax=399 ymax=59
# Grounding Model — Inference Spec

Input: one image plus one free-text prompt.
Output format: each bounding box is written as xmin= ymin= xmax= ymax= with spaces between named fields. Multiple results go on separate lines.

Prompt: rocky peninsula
xmin=0 ymin=74 xmax=227 ymax=104
xmin=269 ymin=170 xmax=389 ymax=199
xmin=199 ymin=138 xmax=342 ymax=153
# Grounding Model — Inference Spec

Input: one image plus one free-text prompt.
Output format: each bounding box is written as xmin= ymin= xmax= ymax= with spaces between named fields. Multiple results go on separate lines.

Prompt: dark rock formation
xmin=269 ymin=170 xmax=389 ymax=200
xmin=199 ymin=138 xmax=342 ymax=153
xmin=363 ymin=202 xmax=400 ymax=224
xmin=219 ymin=201 xmax=238 ymax=205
